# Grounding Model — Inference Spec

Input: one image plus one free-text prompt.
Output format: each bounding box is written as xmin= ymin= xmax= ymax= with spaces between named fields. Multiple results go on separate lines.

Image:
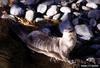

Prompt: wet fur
xmin=27 ymin=30 xmax=76 ymax=62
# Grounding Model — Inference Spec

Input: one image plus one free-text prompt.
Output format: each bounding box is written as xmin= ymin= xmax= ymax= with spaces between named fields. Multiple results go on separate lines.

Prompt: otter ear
xmin=59 ymin=20 xmax=72 ymax=33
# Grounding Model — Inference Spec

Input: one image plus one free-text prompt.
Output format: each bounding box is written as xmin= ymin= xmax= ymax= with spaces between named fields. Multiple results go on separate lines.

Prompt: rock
xmin=87 ymin=0 xmax=100 ymax=5
xmin=82 ymin=6 xmax=90 ymax=11
xmin=88 ymin=10 xmax=100 ymax=20
xmin=46 ymin=5 xmax=58 ymax=17
xmin=20 ymin=0 xmax=40 ymax=5
xmin=71 ymin=3 xmax=79 ymax=10
xmin=72 ymin=18 xmax=79 ymax=25
xmin=86 ymin=2 xmax=98 ymax=9
xmin=97 ymin=24 xmax=100 ymax=31
xmin=60 ymin=7 xmax=71 ymax=21
xmin=89 ymin=19 xmax=97 ymax=27
xmin=0 ymin=0 xmax=8 ymax=7
xmin=25 ymin=10 xmax=34 ymax=22
xmin=75 ymin=24 xmax=93 ymax=40
xmin=73 ymin=12 xmax=80 ymax=16
xmin=10 ymin=4 xmax=25 ymax=16
xmin=35 ymin=18 xmax=44 ymax=22
xmin=52 ymin=13 xmax=61 ymax=20
xmin=60 ymin=7 xmax=71 ymax=14
xmin=37 ymin=4 xmax=47 ymax=14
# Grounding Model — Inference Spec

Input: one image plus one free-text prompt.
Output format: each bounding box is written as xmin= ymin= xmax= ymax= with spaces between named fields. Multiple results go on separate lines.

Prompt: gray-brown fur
xmin=27 ymin=27 xmax=76 ymax=62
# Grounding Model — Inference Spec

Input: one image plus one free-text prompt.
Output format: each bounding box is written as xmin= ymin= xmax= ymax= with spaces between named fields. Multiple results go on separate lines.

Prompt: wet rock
xmin=86 ymin=2 xmax=98 ymax=9
xmin=37 ymin=4 xmax=47 ymax=14
xmin=25 ymin=10 xmax=34 ymax=22
xmin=75 ymin=24 xmax=93 ymax=40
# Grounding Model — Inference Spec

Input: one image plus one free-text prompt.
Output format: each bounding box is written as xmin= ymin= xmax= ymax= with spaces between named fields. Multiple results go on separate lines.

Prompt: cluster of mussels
xmin=0 ymin=0 xmax=100 ymax=65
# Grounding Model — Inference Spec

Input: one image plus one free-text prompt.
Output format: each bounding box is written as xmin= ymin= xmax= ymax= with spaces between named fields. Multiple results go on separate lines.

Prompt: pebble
xmin=52 ymin=13 xmax=61 ymax=20
xmin=75 ymin=24 xmax=93 ymax=40
xmin=37 ymin=4 xmax=47 ymax=14
xmin=25 ymin=10 xmax=34 ymax=22
xmin=10 ymin=4 xmax=25 ymax=16
xmin=97 ymin=24 xmax=100 ymax=31
xmin=82 ymin=6 xmax=90 ymax=11
xmin=60 ymin=7 xmax=71 ymax=21
xmin=89 ymin=18 xmax=97 ymax=27
xmin=46 ymin=5 xmax=58 ymax=17
xmin=35 ymin=18 xmax=44 ymax=22
xmin=60 ymin=7 xmax=71 ymax=14
xmin=86 ymin=2 xmax=98 ymax=9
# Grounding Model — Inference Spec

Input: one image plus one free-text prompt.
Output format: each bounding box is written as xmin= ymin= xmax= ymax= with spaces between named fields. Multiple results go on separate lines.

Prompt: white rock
xmin=46 ymin=5 xmax=58 ymax=17
xmin=75 ymin=24 xmax=93 ymax=40
xmin=97 ymin=24 xmax=100 ymax=31
xmin=82 ymin=6 xmax=90 ymax=11
xmin=86 ymin=2 xmax=98 ymax=9
xmin=60 ymin=7 xmax=71 ymax=21
xmin=76 ymin=0 xmax=83 ymax=3
xmin=60 ymin=7 xmax=71 ymax=14
xmin=10 ymin=5 xmax=24 ymax=16
xmin=37 ymin=4 xmax=47 ymax=14
xmin=53 ymin=13 xmax=61 ymax=20
xmin=25 ymin=10 xmax=34 ymax=22
xmin=35 ymin=18 xmax=44 ymax=22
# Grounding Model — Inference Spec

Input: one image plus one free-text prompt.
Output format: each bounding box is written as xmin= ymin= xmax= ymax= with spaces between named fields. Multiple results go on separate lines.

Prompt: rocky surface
xmin=0 ymin=0 xmax=100 ymax=68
